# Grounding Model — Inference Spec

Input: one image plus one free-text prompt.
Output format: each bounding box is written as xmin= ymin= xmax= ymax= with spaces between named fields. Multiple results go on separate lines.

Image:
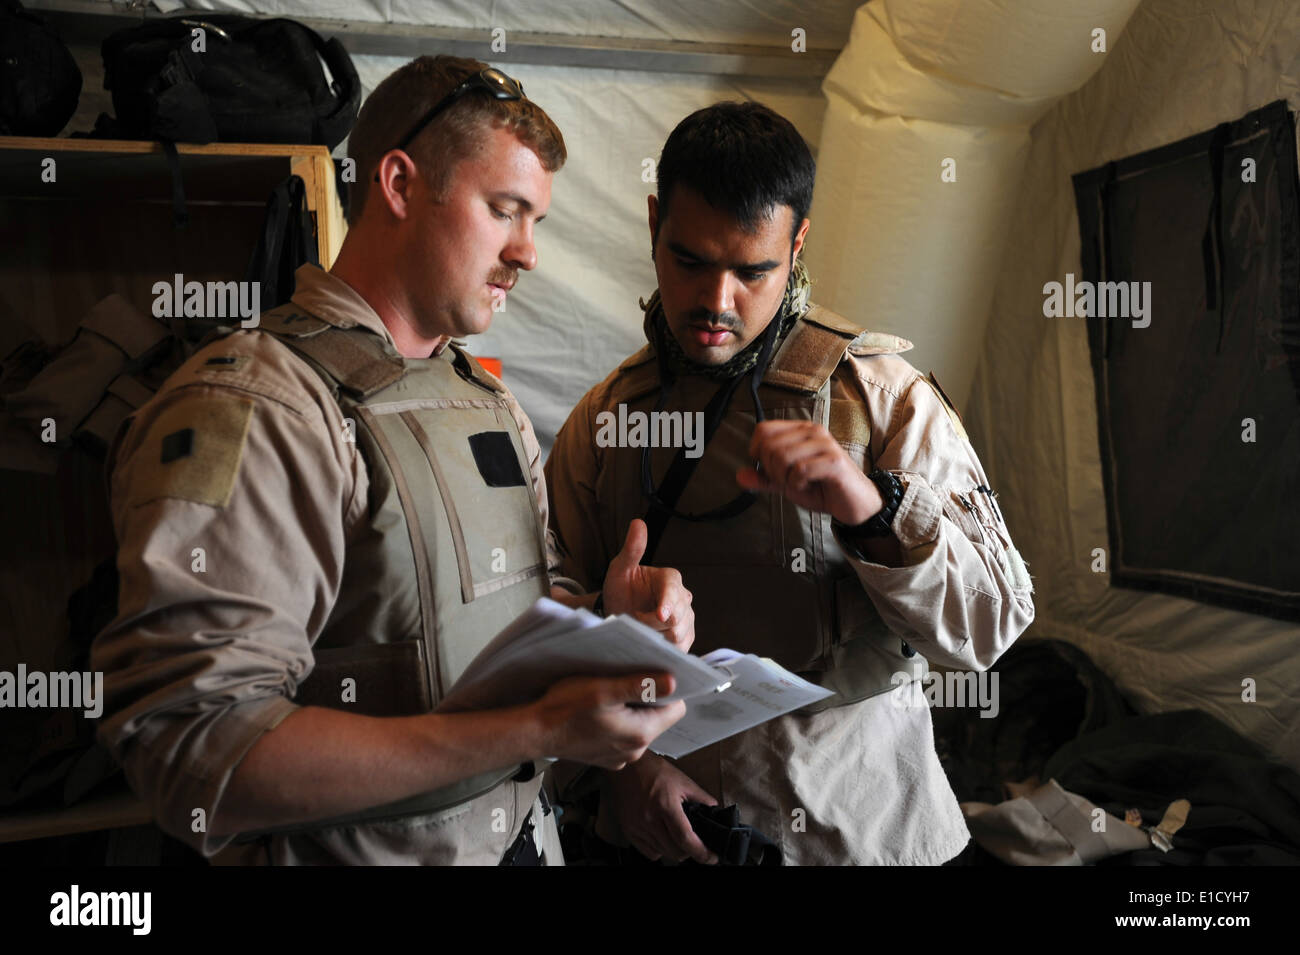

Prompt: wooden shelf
xmin=0 ymin=137 xmax=346 ymax=265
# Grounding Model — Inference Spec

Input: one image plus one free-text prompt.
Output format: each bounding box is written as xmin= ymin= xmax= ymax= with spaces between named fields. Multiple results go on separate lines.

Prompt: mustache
xmin=686 ymin=309 xmax=741 ymax=330
xmin=488 ymin=268 xmax=517 ymax=287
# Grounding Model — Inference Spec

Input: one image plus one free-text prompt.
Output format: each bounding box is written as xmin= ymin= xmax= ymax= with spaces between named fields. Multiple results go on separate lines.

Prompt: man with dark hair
xmin=92 ymin=55 xmax=694 ymax=866
xmin=545 ymin=102 xmax=1036 ymax=865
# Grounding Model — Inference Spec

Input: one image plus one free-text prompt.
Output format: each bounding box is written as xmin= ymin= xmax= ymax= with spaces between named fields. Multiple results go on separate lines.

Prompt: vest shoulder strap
xmin=257 ymin=306 xmax=406 ymax=399
xmin=446 ymin=342 xmax=506 ymax=395
xmin=763 ymin=305 xmax=858 ymax=394
xmin=765 ymin=303 xmax=915 ymax=394
xmin=255 ymin=303 xmax=335 ymax=338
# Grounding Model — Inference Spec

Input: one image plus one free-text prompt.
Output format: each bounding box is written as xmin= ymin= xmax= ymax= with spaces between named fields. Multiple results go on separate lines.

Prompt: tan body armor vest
xmin=600 ymin=306 xmax=928 ymax=712
xmin=234 ymin=304 xmax=550 ymax=847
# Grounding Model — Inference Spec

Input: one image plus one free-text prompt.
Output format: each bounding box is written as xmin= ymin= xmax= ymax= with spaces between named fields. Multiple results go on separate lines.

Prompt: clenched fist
xmin=736 ymin=420 xmax=883 ymax=525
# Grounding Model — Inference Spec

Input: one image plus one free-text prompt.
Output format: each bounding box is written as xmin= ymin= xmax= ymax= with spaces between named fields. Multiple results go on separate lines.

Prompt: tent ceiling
xmin=30 ymin=0 xmax=855 ymax=76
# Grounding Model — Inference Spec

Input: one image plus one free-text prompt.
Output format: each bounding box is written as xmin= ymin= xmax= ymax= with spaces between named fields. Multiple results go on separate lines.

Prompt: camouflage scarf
xmin=640 ymin=258 xmax=812 ymax=383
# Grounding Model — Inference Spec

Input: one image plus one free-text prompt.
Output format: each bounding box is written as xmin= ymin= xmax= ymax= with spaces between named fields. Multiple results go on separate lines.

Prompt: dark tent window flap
xmin=1072 ymin=99 xmax=1300 ymax=621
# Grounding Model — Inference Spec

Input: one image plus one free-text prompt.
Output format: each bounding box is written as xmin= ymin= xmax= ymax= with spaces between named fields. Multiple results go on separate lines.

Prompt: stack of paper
xmin=438 ymin=598 xmax=832 ymax=758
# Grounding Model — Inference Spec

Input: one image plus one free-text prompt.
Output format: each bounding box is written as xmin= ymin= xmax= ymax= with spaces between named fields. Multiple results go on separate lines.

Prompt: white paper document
xmin=647 ymin=651 xmax=832 ymax=758
xmin=437 ymin=598 xmax=832 ymax=757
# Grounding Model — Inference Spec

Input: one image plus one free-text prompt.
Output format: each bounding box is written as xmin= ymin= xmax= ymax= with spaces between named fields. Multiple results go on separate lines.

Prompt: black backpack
xmin=0 ymin=0 xmax=82 ymax=136
xmin=99 ymin=14 xmax=359 ymax=149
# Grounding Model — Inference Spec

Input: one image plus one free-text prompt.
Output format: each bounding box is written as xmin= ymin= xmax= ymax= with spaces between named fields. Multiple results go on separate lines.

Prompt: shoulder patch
xmin=848 ymin=331 xmax=914 ymax=356
xmin=828 ymin=398 xmax=872 ymax=450
xmin=128 ymin=393 xmax=254 ymax=508
xmin=173 ymin=333 xmax=320 ymax=418
xmin=924 ymin=372 xmax=968 ymax=443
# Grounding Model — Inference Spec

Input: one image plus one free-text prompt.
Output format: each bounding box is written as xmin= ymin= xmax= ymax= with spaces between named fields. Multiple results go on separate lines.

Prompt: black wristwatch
xmin=837 ymin=469 xmax=904 ymax=539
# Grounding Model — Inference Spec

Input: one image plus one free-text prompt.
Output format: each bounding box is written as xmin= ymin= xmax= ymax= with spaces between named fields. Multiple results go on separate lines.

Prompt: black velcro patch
xmin=160 ymin=427 xmax=194 ymax=463
xmin=468 ymin=431 xmax=527 ymax=488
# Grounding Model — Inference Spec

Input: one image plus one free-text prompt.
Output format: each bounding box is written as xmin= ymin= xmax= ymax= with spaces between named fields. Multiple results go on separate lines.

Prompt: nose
xmin=699 ymin=270 xmax=736 ymax=317
xmin=503 ymin=221 xmax=538 ymax=272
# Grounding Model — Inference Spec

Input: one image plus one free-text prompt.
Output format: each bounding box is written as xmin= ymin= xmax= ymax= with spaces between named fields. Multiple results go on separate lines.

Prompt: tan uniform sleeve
xmin=835 ymin=354 xmax=1036 ymax=671
xmin=543 ymin=385 xmax=612 ymax=594
xmin=90 ymin=331 xmax=367 ymax=856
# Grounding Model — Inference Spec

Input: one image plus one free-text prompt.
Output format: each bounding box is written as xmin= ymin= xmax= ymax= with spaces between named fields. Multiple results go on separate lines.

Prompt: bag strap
xmin=245 ymin=176 xmax=319 ymax=310
xmin=159 ymin=139 xmax=187 ymax=229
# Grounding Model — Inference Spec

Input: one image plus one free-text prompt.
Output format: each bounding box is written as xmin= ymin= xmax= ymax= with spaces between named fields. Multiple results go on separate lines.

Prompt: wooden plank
xmin=318 ymin=154 xmax=349 ymax=268
xmin=0 ymin=137 xmax=335 ymax=160
xmin=290 ymin=152 xmax=347 ymax=268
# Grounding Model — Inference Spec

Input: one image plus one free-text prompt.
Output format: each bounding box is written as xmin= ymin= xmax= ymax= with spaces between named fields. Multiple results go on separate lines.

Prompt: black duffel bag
xmin=0 ymin=0 xmax=83 ymax=136
xmin=100 ymin=13 xmax=359 ymax=149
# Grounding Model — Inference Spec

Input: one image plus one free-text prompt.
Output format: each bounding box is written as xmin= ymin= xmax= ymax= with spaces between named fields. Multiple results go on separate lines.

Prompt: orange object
xmin=478 ymin=357 xmax=503 ymax=378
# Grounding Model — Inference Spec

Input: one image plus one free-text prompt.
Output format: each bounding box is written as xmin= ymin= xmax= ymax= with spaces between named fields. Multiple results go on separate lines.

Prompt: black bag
xmin=100 ymin=14 xmax=359 ymax=148
xmin=0 ymin=0 xmax=83 ymax=136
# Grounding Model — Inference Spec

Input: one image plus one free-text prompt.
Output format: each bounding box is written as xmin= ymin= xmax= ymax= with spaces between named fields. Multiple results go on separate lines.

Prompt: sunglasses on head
xmin=372 ymin=67 xmax=527 ymax=182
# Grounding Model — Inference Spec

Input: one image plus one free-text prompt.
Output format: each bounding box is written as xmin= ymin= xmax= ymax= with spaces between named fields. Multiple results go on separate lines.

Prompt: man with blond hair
xmin=93 ymin=55 xmax=694 ymax=866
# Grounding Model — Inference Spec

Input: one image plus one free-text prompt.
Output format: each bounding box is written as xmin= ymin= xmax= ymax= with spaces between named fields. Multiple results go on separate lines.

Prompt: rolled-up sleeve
xmin=836 ymin=357 xmax=1036 ymax=671
xmin=90 ymin=334 xmax=363 ymax=856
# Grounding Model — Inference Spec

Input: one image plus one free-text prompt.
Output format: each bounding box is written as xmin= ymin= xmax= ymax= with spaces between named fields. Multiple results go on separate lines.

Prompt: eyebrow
xmin=666 ymin=240 xmax=780 ymax=272
xmin=492 ymin=191 xmax=546 ymax=223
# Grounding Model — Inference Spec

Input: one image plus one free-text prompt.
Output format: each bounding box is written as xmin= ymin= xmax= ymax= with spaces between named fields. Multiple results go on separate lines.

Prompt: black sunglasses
xmin=372 ymin=68 xmax=527 ymax=182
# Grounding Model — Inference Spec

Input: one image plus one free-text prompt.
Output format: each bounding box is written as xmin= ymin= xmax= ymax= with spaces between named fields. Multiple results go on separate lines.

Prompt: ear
xmin=792 ymin=217 xmax=810 ymax=263
xmin=374 ymin=149 xmax=419 ymax=221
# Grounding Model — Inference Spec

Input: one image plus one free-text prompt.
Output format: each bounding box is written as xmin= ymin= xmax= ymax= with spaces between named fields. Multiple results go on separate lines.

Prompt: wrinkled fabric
xmin=962 ymin=778 xmax=1150 ymax=866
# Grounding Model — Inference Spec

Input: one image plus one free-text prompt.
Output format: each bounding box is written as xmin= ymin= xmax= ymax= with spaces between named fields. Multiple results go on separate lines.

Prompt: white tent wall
xmin=960 ymin=0 xmax=1300 ymax=771
xmin=805 ymin=0 xmax=1142 ymax=408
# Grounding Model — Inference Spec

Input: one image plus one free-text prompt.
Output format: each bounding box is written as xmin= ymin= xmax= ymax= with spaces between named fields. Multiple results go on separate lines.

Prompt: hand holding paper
xmin=438 ymin=598 xmax=832 ymax=758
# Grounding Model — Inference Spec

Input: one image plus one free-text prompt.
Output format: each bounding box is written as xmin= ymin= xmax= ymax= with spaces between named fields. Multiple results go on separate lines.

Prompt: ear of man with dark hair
xmin=654 ymin=101 xmax=815 ymax=247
